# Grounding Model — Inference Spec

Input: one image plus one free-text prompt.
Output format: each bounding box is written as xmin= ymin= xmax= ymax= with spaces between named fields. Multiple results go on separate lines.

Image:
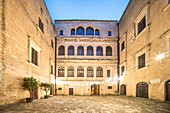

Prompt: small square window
xmin=108 ymin=86 xmax=112 ymax=89
xmin=60 ymin=30 xmax=63 ymax=36
xmin=138 ymin=16 xmax=146 ymax=34
xmin=107 ymin=70 xmax=110 ymax=77
xmin=31 ymin=48 xmax=38 ymax=66
xmin=108 ymin=31 xmax=112 ymax=36
xmin=121 ymin=41 xmax=125 ymax=51
xmin=121 ymin=66 xmax=125 ymax=75
xmin=39 ymin=18 xmax=44 ymax=33
xmin=138 ymin=53 xmax=145 ymax=69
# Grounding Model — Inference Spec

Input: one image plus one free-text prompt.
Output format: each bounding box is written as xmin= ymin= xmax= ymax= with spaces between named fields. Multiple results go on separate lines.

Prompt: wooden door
xmin=91 ymin=84 xmax=100 ymax=95
xmin=166 ymin=80 xmax=170 ymax=101
xmin=136 ymin=82 xmax=148 ymax=98
xmin=69 ymin=88 xmax=74 ymax=95
xmin=120 ymin=84 xmax=126 ymax=95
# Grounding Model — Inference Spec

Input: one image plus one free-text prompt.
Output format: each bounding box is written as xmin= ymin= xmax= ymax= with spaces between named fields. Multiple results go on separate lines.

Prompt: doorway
xmin=166 ymin=80 xmax=170 ymax=101
xmin=120 ymin=84 xmax=126 ymax=95
xmin=91 ymin=84 xmax=100 ymax=95
xmin=136 ymin=82 xmax=148 ymax=98
xmin=69 ymin=88 xmax=74 ymax=95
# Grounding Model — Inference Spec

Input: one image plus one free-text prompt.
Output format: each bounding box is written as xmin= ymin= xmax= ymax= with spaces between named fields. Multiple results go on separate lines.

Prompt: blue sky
xmin=44 ymin=0 xmax=129 ymax=22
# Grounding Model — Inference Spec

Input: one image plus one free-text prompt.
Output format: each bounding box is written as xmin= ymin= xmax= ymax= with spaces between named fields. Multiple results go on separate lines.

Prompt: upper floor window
xmin=50 ymin=65 xmax=54 ymax=74
xmin=77 ymin=66 xmax=84 ymax=77
xmin=121 ymin=41 xmax=125 ymax=52
xmin=108 ymin=31 xmax=112 ymax=36
xmin=138 ymin=53 xmax=145 ymax=69
xmin=60 ymin=30 xmax=63 ymax=36
xmin=67 ymin=66 xmax=74 ymax=77
xmin=68 ymin=45 xmax=74 ymax=56
xmin=106 ymin=46 xmax=112 ymax=56
xmin=138 ymin=16 xmax=146 ymax=34
xmin=87 ymin=67 xmax=94 ymax=77
xmin=77 ymin=46 xmax=84 ymax=56
xmin=76 ymin=27 xmax=84 ymax=35
xmin=96 ymin=46 xmax=103 ymax=56
xmin=86 ymin=27 xmax=94 ymax=35
xmin=51 ymin=40 xmax=54 ymax=48
xmin=96 ymin=67 xmax=103 ymax=77
xmin=95 ymin=29 xmax=100 ymax=36
xmin=39 ymin=18 xmax=44 ymax=33
xmin=71 ymin=29 xmax=75 ymax=35
xmin=31 ymin=47 xmax=38 ymax=66
xmin=87 ymin=46 xmax=94 ymax=56
xmin=107 ymin=70 xmax=110 ymax=77
xmin=58 ymin=66 xmax=64 ymax=77
xmin=58 ymin=45 xmax=65 ymax=56
xmin=121 ymin=66 xmax=125 ymax=75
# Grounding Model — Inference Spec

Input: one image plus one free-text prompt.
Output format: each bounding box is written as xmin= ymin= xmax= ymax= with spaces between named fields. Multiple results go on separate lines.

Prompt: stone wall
xmin=119 ymin=0 xmax=170 ymax=101
xmin=0 ymin=0 xmax=56 ymax=105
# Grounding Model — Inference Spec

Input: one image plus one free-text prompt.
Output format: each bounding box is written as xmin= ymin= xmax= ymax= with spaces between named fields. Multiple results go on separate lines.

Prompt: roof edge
xmin=54 ymin=19 xmax=118 ymax=22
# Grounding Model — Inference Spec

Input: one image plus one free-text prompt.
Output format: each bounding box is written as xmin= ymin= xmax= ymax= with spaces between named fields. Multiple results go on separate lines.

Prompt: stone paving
xmin=0 ymin=96 xmax=170 ymax=113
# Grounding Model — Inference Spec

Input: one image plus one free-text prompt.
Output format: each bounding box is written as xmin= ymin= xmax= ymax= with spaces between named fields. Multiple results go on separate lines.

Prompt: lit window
xmin=77 ymin=66 xmax=84 ymax=77
xmin=138 ymin=54 xmax=145 ymax=69
xmin=108 ymin=31 xmax=112 ymax=36
xmin=87 ymin=67 xmax=94 ymax=77
xmin=96 ymin=67 xmax=103 ymax=77
xmin=39 ymin=18 xmax=44 ymax=33
xmin=138 ymin=16 xmax=146 ymax=34
xmin=58 ymin=66 xmax=64 ymax=77
xmin=67 ymin=66 xmax=74 ymax=77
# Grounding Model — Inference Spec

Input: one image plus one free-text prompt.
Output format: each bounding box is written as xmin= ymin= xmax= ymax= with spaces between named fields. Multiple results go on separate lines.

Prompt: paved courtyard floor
xmin=0 ymin=96 xmax=170 ymax=113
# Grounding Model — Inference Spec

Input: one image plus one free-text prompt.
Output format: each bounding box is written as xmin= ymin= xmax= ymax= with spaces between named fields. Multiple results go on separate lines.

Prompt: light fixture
xmin=155 ymin=53 xmax=166 ymax=61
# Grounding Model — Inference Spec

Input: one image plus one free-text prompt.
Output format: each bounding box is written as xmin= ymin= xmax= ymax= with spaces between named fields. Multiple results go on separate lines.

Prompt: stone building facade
xmin=55 ymin=20 xmax=118 ymax=95
xmin=119 ymin=0 xmax=170 ymax=101
xmin=0 ymin=0 xmax=56 ymax=105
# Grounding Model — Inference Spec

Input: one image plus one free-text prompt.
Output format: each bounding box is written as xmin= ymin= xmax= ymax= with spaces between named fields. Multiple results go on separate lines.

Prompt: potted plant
xmin=40 ymin=82 xmax=51 ymax=99
xmin=22 ymin=76 xmax=39 ymax=103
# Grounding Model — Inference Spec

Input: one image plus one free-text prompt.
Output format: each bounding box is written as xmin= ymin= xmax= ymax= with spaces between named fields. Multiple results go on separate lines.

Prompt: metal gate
xmin=136 ymin=82 xmax=148 ymax=98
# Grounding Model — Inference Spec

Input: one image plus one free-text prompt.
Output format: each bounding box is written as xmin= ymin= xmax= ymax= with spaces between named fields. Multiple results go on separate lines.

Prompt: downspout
xmin=117 ymin=22 xmax=120 ymax=94
xmin=54 ymin=35 xmax=57 ymax=95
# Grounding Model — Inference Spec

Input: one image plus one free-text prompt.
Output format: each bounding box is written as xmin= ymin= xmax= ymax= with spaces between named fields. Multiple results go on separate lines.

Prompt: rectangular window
xmin=138 ymin=53 xmax=145 ymax=69
xmin=51 ymin=40 xmax=54 ymax=48
xmin=121 ymin=41 xmax=125 ymax=51
xmin=108 ymin=31 xmax=112 ymax=36
xmin=31 ymin=48 xmax=38 ymax=66
xmin=60 ymin=30 xmax=63 ymax=36
xmin=39 ymin=18 xmax=44 ymax=33
xmin=107 ymin=70 xmax=110 ymax=77
xmin=108 ymin=86 xmax=112 ymax=89
xmin=121 ymin=66 xmax=125 ymax=75
xmin=58 ymin=88 xmax=62 ymax=90
xmin=50 ymin=65 xmax=53 ymax=74
xmin=138 ymin=16 xmax=146 ymax=34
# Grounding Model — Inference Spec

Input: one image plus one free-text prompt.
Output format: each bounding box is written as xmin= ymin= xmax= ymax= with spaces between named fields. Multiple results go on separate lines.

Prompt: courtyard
xmin=0 ymin=96 xmax=170 ymax=113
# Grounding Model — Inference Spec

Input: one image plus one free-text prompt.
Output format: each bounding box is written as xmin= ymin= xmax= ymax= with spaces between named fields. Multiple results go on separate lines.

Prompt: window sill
xmin=136 ymin=66 xmax=147 ymax=71
xmin=163 ymin=3 xmax=170 ymax=12
xmin=30 ymin=62 xmax=40 ymax=69
xmin=135 ymin=25 xmax=149 ymax=40
xmin=36 ymin=25 xmax=45 ymax=36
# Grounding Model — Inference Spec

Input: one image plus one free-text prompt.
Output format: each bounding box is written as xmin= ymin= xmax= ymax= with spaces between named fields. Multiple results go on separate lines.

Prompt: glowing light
xmin=155 ymin=53 xmax=166 ymax=61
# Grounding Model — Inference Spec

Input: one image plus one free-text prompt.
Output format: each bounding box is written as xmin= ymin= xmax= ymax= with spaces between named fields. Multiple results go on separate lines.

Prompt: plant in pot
xmin=40 ymin=82 xmax=51 ymax=99
xmin=22 ymin=76 xmax=39 ymax=103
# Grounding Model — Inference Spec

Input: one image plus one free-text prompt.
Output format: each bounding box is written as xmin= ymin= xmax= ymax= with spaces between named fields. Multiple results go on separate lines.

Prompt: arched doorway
xmin=91 ymin=84 xmax=100 ymax=95
xmin=165 ymin=80 xmax=170 ymax=101
xmin=120 ymin=84 xmax=126 ymax=95
xmin=136 ymin=82 xmax=148 ymax=98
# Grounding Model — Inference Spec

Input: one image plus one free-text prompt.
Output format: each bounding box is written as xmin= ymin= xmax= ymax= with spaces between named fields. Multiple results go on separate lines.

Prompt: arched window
xmin=58 ymin=66 xmax=64 ymax=77
xmin=106 ymin=46 xmax=112 ymax=56
xmin=87 ymin=46 xmax=94 ymax=56
xmin=68 ymin=45 xmax=74 ymax=56
xmin=86 ymin=27 xmax=94 ymax=35
xmin=71 ymin=28 xmax=75 ymax=35
xmin=76 ymin=27 xmax=84 ymax=35
xmin=67 ymin=66 xmax=74 ymax=77
xmin=96 ymin=46 xmax=103 ymax=56
xmin=87 ymin=67 xmax=93 ymax=77
xmin=77 ymin=66 xmax=84 ymax=77
xmin=77 ymin=46 xmax=84 ymax=56
xmin=96 ymin=67 xmax=103 ymax=77
xmin=95 ymin=29 xmax=99 ymax=36
xmin=58 ymin=45 xmax=65 ymax=55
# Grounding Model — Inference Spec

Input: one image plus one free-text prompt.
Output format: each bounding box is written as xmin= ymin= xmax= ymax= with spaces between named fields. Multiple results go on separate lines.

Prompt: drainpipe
xmin=54 ymin=36 xmax=57 ymax=95
xmin=117 ymin=23 xmax=120 ymax=94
